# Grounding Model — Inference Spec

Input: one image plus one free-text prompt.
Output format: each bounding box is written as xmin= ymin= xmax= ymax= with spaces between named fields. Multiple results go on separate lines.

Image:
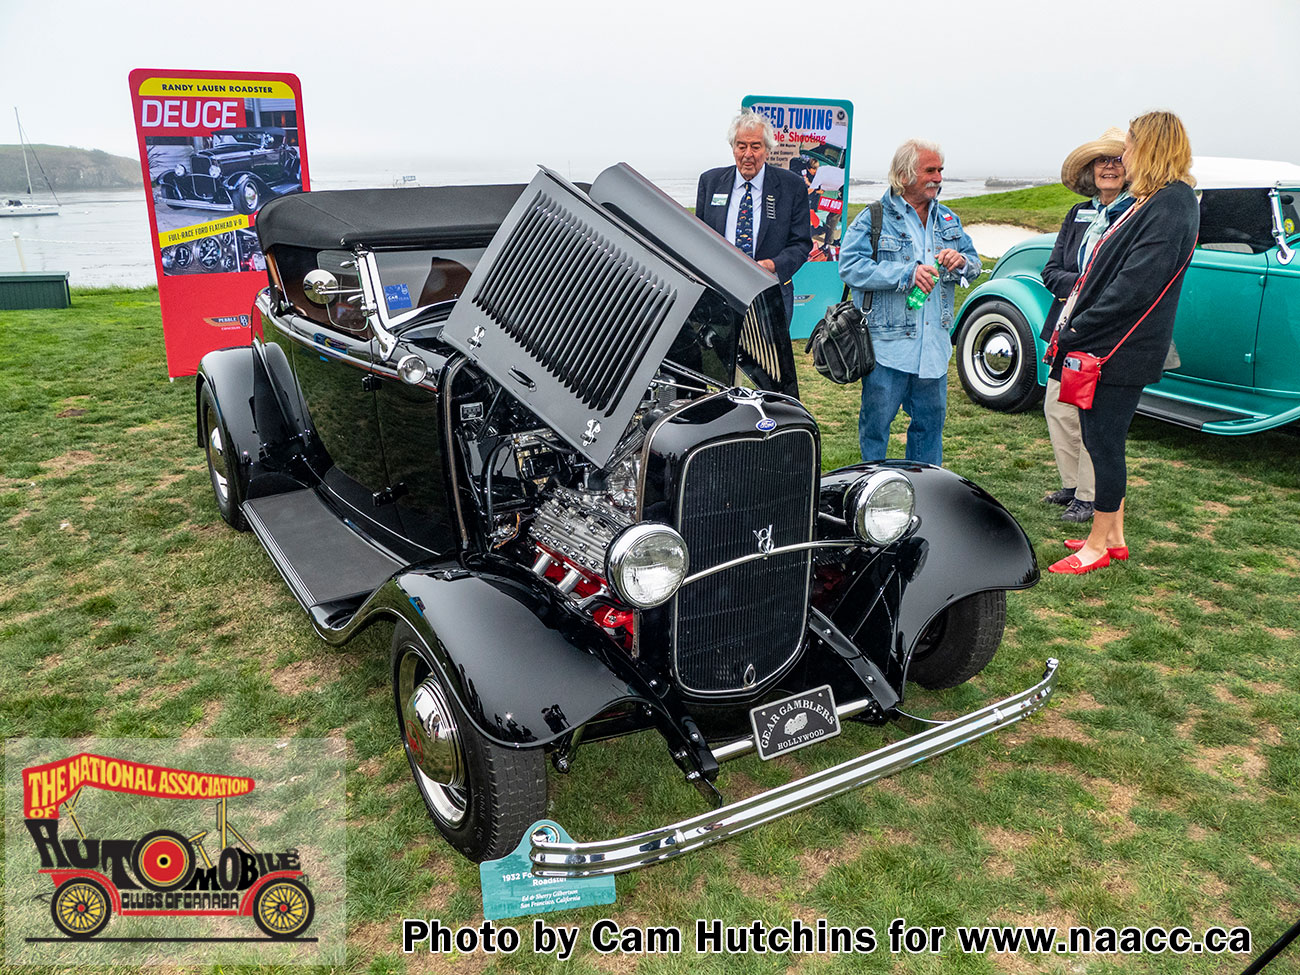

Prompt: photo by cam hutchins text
xmin=402 ymin=918 xmax=1253 ymax=960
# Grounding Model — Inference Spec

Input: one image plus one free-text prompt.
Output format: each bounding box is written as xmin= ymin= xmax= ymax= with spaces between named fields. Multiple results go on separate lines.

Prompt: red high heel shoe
xmin=1064 ymin=539 xmax=1129 ymax=561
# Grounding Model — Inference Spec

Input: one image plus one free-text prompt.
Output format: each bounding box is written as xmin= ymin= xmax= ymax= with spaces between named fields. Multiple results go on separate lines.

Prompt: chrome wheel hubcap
xmin=204 ymin=406 xmax=229 ymax=503
xmin=973 ymin=323 xmax=1018 ymax=388
xmin=398 ymin=649 xmax=468 ymax=826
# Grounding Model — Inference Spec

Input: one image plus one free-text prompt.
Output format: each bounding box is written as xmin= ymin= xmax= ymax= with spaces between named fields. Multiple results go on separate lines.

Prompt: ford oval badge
xmin=756 ymin=417 xmax=776 ymax=432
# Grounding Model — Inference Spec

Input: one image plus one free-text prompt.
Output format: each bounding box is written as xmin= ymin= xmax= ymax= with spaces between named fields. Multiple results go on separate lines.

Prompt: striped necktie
xmin=735 ymin=181 xmax=754 ymax=256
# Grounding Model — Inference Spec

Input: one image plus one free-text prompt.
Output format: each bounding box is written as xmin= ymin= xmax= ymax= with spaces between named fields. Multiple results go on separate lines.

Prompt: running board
xmin=243 ymin=489 xmax=402 ymax=611
xmin=1137 ymin=392 xmax=1252 ymax=431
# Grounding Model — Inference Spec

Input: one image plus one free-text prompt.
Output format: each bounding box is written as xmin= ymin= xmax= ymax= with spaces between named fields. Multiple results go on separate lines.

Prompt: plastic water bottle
xmin=906 ymin=266 xmax=937 ymax=309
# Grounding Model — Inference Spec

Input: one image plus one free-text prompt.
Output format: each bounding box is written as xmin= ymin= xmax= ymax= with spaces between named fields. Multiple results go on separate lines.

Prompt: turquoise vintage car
xmin=954 ymin=158 xmax=1300 ymax=434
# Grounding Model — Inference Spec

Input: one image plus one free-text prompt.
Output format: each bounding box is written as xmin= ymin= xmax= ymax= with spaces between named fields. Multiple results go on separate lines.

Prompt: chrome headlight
xmin=208 ymin=164 xmax=222 ymax=178
xmin=606 ymin=524 xmax=689 ymax=609
xmin=847 ymin=470 xmax=915 ymax=546
xmin=173 ymin=163 xmax=185 ymax=176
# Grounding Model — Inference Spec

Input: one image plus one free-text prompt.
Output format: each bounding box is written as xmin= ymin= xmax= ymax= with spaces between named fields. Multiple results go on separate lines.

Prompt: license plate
xmin=749 ymin=685 xmax=841 ymax=761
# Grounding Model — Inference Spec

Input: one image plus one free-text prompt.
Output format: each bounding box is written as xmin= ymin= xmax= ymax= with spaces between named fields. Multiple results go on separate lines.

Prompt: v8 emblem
xmin=753 ymin=524 xmax=774 ymax=555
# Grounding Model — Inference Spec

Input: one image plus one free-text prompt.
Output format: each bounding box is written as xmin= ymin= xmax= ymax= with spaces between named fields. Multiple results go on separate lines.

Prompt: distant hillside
xmin=0 ymin=145 xmax=140 ymax=194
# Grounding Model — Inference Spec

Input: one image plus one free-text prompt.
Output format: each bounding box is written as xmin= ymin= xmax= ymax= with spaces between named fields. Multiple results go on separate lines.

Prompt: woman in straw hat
xmin=1045 ymin=111 xmax=1199 ymax=575
xmin=1039 ymin=127 xmax=1135 ymax=525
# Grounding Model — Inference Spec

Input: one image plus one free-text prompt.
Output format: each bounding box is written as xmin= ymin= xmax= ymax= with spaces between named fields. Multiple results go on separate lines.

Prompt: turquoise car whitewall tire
xmin=955 ymin=299 xmax=1043 ymax=413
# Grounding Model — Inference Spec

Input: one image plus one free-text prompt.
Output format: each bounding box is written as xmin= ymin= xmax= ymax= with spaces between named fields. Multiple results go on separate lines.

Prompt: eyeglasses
xmin=1095 ymin=156 xmax=1124 ymax=167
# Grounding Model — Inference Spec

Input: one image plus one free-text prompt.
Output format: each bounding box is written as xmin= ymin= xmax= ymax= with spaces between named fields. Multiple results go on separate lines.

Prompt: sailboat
xmin=2 ymin=108 xmax=60 ymax=218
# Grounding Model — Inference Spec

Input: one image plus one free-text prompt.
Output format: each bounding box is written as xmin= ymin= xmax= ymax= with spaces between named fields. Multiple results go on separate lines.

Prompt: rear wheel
xmin=51 ymin=878 xmax=112 ymax=939
xmin=200 ymin=385 xmax=248 ymax=531
xmin=956 ymin=301 xmax=1043 ymax=413
xmin=907 ymin=590 xmax=1006 ymax=689
xmin=392 ymin=621 xmax=547 ymax=862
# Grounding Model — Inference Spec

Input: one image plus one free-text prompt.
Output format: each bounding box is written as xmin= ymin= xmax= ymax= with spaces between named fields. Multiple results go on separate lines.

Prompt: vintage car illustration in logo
xmin=155 ymin=127 xmax=301 ymax=215
xmin=193 ymin=163 xmax=1057 ymax=876
xmin=24 ymin=753 xmax=314 ymax=940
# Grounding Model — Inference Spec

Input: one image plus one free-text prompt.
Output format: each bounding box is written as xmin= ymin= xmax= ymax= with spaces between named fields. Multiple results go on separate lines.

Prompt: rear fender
xmin=818 ymin=463 xmax=1038 ymax=689
xmin=955 ymin=279 xmax=1054 ymax=385
xmin=196 ymin=346 xmax=260 ymax=466
xmin=196 ymin=344 xmax=303 ymax=497
xmin=42 ymin=869 xmax=123 ymax=912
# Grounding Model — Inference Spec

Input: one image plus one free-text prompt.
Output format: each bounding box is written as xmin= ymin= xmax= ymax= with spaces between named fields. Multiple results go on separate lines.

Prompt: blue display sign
xmin=480 ymin=821 xmax=616 ymax=921
xmin=742 ymin=95 xmax=854 ymax=339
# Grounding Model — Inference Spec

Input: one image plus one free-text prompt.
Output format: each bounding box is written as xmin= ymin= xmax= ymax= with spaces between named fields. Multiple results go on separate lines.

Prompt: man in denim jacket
xmin=839 ymin=140 xmax=980 ymax=465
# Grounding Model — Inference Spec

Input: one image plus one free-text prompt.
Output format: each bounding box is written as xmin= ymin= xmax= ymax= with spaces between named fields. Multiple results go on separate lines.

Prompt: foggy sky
xmin=2 ymin=0 xmax=1295 ymax=182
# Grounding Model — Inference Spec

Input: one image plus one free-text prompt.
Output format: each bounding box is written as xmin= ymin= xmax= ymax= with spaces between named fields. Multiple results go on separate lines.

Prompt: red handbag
xmin=1058 ymin=351 xmax=1103 ymax=409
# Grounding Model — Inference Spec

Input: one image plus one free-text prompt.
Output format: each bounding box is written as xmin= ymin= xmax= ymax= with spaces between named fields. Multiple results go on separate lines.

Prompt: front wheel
xmin=200 ymin=384 xmax=249 ymax=531
xmin=51 ymin=878 xmax=112 ymax=939
xmin=392 ymin=622 xmax=547 ymax=862
xmin=955 ymin=300 xmax=1043 ymax=413
xmin=234 ymin=176 xmax=262 ymax=214
xmin=252 ymin=879 xmax=314 ymax=939
xmin=907 ymin=590 xmax=1006 ymax=689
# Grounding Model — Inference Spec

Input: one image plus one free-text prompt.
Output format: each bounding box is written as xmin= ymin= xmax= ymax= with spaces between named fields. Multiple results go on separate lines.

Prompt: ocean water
xmin=0 ymin=173 xmax=1035 ymax=289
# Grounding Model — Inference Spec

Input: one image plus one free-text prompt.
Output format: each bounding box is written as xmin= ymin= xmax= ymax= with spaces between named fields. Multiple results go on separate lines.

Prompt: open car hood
xmin=441 ymin=163 xmax=787 ymax=467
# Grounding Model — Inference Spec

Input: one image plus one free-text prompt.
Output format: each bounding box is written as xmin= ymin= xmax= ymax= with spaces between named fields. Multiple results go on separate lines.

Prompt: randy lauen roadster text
xmin=194 ymin=163 xmax=1057 ymax=875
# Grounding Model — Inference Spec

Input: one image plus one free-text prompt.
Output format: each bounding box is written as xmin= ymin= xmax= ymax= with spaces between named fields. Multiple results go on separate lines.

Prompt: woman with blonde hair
xmin=1045 ymin=111 xmax=1199 ymax=574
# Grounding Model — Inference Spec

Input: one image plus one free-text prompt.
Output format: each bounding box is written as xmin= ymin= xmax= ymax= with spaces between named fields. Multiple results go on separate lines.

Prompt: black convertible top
xmin=255 ymin=184 xmax=528 ymax=252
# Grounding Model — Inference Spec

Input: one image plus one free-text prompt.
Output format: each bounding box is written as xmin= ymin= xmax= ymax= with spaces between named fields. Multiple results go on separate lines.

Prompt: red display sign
xmin=128 ymin=69 xmax=309 ymax=377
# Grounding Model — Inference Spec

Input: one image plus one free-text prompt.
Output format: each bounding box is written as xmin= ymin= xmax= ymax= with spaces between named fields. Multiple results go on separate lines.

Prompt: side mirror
xmin=303 ymin=269 xmax=346 ymax=305
xmin=1268 ymin=188 xmax=1295 ymax=266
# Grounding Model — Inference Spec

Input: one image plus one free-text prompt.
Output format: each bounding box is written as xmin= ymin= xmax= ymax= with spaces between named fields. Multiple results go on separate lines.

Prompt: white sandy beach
xmin=963 ymin=223 xmax=1043 ymax=259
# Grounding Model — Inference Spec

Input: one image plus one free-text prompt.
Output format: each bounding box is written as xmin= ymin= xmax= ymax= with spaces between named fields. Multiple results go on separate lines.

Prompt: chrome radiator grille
xmin=673 ymin=430 xmax=817 ymax=694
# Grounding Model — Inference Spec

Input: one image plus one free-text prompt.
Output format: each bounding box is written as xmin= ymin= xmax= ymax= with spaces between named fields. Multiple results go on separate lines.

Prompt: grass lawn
xmin=1 ymin=289 xmax=1297 ymax=974
xmin=845 ymin=183 xmax=1081 ymax=235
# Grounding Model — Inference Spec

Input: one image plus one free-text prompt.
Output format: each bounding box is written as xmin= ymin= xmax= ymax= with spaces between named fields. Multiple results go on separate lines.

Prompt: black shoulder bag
xmin=804 ymin=201 xmax=881 ymax=384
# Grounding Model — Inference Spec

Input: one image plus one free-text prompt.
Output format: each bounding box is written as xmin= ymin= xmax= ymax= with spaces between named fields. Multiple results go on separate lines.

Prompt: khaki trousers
xmin=1044 ymin=378 xmax=1095 ymax=502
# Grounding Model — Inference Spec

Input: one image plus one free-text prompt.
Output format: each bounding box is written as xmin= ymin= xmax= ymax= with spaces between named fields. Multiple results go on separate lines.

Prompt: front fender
xmin=348 ymin=565 xmax=648 ymax=750
xmin=818 ymin=463 xmax=1038 ymax=686
xmin=955 ymin=278 xmax=1054 ymax=386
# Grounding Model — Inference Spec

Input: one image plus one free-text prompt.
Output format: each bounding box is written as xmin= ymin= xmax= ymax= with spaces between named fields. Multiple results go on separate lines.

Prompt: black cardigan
xmin=1040 ymin=197 xmax=1134 ymax=340
xmin=1051 ymin=181 xmax=1199 ymax=387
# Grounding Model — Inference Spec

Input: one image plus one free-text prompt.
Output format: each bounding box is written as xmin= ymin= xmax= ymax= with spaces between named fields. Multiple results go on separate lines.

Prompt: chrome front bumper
xmin=530 ymin=659 xmax=1058 ymax=877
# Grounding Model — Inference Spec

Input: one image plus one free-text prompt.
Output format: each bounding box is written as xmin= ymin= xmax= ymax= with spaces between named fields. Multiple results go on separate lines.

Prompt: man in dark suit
xmin=696 ymin=110 xmax=812 ymax=397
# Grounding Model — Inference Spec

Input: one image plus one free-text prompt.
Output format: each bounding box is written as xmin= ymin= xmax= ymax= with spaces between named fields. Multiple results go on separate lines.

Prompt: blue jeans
xmin=858 ymin=363 xmax=948 ymax=465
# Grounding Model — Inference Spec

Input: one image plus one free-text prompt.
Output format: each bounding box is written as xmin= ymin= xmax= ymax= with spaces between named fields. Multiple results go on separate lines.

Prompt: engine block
xmin=530 ymin=487 xmax=634 ymax=581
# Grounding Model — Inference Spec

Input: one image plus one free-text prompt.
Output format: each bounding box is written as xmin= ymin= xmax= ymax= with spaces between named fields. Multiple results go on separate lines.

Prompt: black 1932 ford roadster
xmin=195 ymin=163 xmax=1057 ymax=875
xmin=157 ymin=127 xmax=301 ymax=215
